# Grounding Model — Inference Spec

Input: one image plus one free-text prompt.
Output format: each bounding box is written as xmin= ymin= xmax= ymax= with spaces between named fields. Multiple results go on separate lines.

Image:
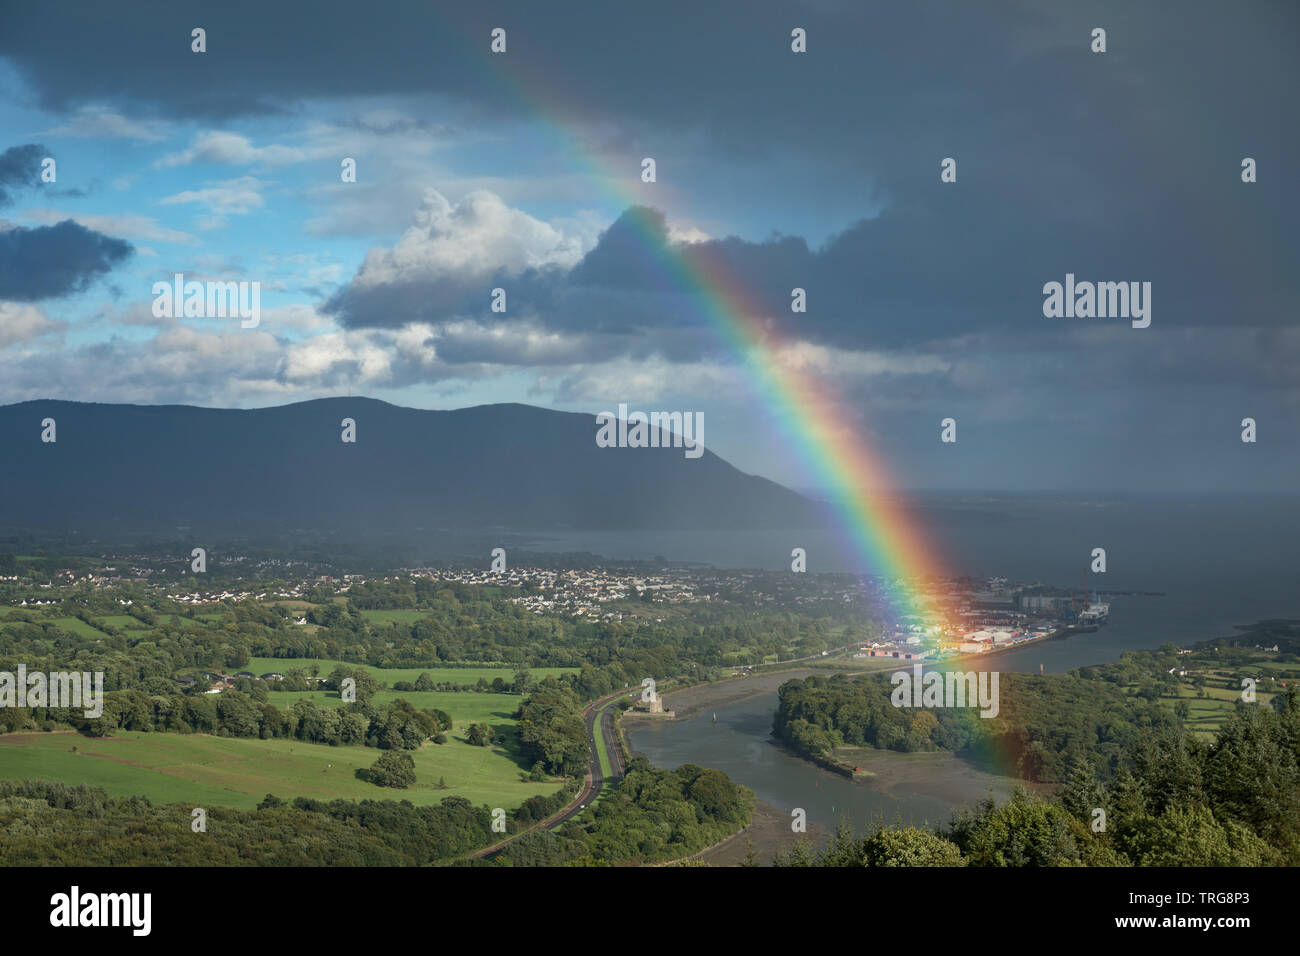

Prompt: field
xmin=48 ymin=617 xmax=107 ymax=638
xmin=96 ymin=614 xmax=145 ymax=628
xmin=358 ymin=609 xmax=438 ymax=624
xmin=246 ymin=656 xmax=577 ymax=686
xmin=1157 ymin=680 xmax=1279 ymax=740
xmin=9 ymin=610 xmax=245 ymax=638
xmin=0 ymin=730 xmax=561 ymax=811
xmin=272 ymin=689 xmax=520 ymax=727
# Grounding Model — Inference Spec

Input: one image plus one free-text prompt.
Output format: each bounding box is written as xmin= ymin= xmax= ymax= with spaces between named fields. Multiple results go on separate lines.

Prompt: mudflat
xmin=693 ymin=798 xmax=826 ymax=866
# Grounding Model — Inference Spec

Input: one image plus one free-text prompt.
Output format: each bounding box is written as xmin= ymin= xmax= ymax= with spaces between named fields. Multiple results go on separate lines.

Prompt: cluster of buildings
xmin=5 ymin=557 xmax=1113 ymax=661
xmin=410 ymin=566 xmax=711 ymax=621
xmin=169 ymin=575 xmax=354 ymax=607
xmin=177 ymin=670 xmax=308 ymax=694
xmin=853 ymin=577 xmax=1113 ymax=661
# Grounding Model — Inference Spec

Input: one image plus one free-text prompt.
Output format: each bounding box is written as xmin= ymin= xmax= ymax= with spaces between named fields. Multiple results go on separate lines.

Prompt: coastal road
xmin=588 ymin=689 xmax=627 ymax=799
xmin=597 ymin=693 xmax=626 ymax=781
xmin=472 ymin=688 xmax=628 ymax=860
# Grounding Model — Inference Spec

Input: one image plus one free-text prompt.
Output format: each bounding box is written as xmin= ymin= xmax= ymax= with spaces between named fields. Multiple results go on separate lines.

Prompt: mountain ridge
xmin=0 ymin=397 xmax=818 ymax=537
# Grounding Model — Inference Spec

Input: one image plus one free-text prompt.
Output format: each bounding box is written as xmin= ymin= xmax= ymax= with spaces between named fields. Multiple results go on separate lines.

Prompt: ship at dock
xmin=1079 ymin=602 xmax=1110 ymax=624
xmin=1051 ymin=600 xmax=1108 ymax=637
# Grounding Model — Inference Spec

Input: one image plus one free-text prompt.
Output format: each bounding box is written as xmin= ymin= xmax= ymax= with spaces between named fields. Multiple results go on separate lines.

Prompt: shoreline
xmin=629 ymin=663 xmax=1048 ymax=817
xmin=656 ymin=620 xmax=1111 ymax=725
xmin=688 ymin=798 xmax=825 ymax=866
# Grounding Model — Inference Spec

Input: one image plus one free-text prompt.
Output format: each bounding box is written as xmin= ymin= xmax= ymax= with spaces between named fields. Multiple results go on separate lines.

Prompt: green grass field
xmin=0 ymin=730 xmax=561 ymax=811
xmin=246 ymin=657 xmax=576 ymax=686
xmin=272 ymin=689 xmax=520 ymax=728
xmin=358 ymin=609 xmax=437 ymax=624
xmin=1156 ymin=678 xmax=1281 ymax=739
xmin=9 ymin=611 xmax=246 ymax=639
xmin=46 ymin=617 xmax=107 ymax=638
xmin=97 ymin=614 xmax=147 ymax=628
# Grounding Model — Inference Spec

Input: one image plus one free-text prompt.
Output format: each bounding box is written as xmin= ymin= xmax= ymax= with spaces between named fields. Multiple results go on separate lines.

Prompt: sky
xmin=0 ymin=0 xmax=1295 ymax=494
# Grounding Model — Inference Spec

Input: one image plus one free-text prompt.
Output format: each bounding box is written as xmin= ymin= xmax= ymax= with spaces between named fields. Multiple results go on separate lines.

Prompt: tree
xmin=773 ymin=836 xmax=815 ymax=867
xmin=325 ymin=665 xmax=378 ymax=705
xmin=688 ymin=768 xmax=741 ymax=822
xmin=362 ymin=750 xmax=416 ymax=789
xmin=1060 ymin=763 xmax=1104 ymax=822
xmin=859 ymin=826 xmax=966 ymax=867
xmin=1201 ymin=693 xmax=1300 ymax=862
xmin=1127 ymin=803 xmax=1273 ymax=866
xmin=947 ymin=790 xmax=1080 ymax=866
xmin=513 ymin=668 xmax=534 ymax=696
xmin=215 ymin=690 xmax=262 ymax=737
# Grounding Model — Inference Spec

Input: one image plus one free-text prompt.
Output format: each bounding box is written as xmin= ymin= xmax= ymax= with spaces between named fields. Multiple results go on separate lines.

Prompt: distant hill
xmin=0 ymin=398 xmax=818 ymax=537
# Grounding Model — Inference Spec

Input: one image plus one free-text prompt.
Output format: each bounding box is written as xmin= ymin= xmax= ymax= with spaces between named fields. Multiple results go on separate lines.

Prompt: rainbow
xmin=452 ymin=37 xmax=950 ymax=629
xmin=614 ymin=207 xmax=948 ymax=627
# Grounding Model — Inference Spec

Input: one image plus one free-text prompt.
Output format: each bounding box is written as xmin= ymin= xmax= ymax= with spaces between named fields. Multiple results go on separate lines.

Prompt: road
xmin=472 ymin=688 xmax=628 ymax=860
xmin=596 ymin=692 xmax=626 ymax=782
xmin=469 ymin=649 xmax=876 ymax=861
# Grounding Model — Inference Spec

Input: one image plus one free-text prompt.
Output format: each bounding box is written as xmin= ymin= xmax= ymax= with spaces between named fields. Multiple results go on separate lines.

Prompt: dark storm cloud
xmin=329 ymin=186 xmax=1295 ymax=353
xmin=6 ymin=1 xmax=1294 ymax=343
xmin=0 ymin=220 xmax=133 ymax=300
xmin=322 ymin=261 xmax=566 ymax=332
xmin=0 ymin=144 xmax=47 ymax=207
xmin=4 ymin=2 xmax=1293 ymax=160
xmin=0 ymin=1 xmax=926 ymax=124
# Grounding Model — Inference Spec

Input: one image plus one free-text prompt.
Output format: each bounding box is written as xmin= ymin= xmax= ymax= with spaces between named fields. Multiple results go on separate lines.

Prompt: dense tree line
xmin=773 ymin=670 xmax=1173 ymax=783
xmin=515 ymin=686 xmax=588 ymax=777
xmin=0 ymin=685 xmax=449 ymax=751
xmin=774 ymin=688 xmax=1299 ymax=867
xmin=492 ymin=758 xmax=752 ymax=866
xmin=0 ymin=781 xmax=568 ymax=865
xmin=0 ymin=764 xmax=751 ymax=867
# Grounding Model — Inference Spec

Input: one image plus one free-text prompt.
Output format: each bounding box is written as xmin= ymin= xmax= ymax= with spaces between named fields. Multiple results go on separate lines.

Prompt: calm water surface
xmin=543 ymin=495 xmax=1300 ymax=829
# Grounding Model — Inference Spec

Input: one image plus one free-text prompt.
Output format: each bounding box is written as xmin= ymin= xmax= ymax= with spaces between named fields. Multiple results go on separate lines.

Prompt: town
xmin=0 ymin=547 xmax=1136 ymax=660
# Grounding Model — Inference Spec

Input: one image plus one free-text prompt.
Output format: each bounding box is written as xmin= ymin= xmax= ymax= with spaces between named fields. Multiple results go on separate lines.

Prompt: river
xmin=592 ymin=494 xmax=1300 ymax=839
xmin=624 ymin=670 xmax=1031 ymax=840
